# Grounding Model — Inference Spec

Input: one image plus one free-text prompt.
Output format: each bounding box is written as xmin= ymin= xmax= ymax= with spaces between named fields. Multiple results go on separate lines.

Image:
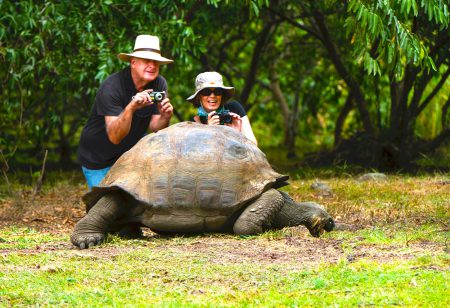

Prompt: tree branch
xmin=183 ymin=0 xmax=202 ymax=23
xmin=428 ymin=29 xmax=450 ymax=59
xmin=442 ymin=96 xmax=450 ymax=129
xmin=334 ymin=91 xmax=354 ymax=147
xmin=264 ymin=6 xmax=323 ymax=42
xmin=311 ymin=9 xmax=375 ymax=137
xmin=415 ymin=67 xmax=450 ymax=116
xmin=268 ymin=65 xmax=290 ymax=122
xmin=399 ymin=65 xmax=420 ymax=118
xmin=217 ymin=33 xmax=244 ymax=72
xmin=239 ymin=21 xmax=277 ymax=107
xmin=389 ymin=72 xmax=399 ymax=130
xmin=419 ymin=128 xmax=450 ymax=154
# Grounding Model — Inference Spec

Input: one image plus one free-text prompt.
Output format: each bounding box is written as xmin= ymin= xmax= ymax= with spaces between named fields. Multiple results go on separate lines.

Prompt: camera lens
xmin=219 ymin=112 xmax=232 ymax=125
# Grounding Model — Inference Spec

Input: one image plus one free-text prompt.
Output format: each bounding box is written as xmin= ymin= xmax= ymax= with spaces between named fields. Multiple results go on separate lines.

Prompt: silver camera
xmin=149 ymin=91 xmax=166 ymax=103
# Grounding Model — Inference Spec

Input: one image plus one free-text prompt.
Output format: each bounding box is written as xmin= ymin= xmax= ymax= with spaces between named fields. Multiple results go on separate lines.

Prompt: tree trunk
xmin=334 ymin=92 xmax=353 ymax=148
xmin=239 ymin=21 xmax=277 ymax=107
xmin=311 ymin=9 xmax=376 ymax=138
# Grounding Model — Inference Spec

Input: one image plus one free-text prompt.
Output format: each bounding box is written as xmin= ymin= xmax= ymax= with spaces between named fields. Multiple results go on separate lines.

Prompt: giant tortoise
xmin=71 ymin=122 xmax=334 ymax=249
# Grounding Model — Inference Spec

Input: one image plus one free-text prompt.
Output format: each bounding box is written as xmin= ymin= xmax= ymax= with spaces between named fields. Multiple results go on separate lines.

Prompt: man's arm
xmin=105 ymin=90 xmax=153 ymax=144
xmin=105 ymin=107 xmax=134 ymax=145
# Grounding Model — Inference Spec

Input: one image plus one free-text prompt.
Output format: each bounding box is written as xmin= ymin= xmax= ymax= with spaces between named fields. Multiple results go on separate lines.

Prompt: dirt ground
xmin=0 ymin=185 xmax=448 ymax=269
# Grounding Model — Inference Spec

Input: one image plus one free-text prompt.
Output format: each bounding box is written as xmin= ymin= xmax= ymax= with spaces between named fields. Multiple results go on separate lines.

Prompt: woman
xmin=186 ymin=72 xmax=258 ymax=145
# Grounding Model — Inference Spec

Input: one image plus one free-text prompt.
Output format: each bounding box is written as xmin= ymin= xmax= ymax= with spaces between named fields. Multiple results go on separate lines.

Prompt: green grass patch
xmin=1 ymin=246 xmax=448 ymax=306
xmin=1 ymin=173 xmax=449 ymax=306
xmin=0 ymin=227 xmax=70 ymax=249
xmin=329 ymin=225 xmax=450 ymax=245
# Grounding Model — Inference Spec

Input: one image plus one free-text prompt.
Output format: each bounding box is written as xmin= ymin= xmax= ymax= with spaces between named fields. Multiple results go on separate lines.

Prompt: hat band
xmin=197 ymin=82 xmax=224 ymax=90
xmin=134 ymin=48 xmax=161 ymax=54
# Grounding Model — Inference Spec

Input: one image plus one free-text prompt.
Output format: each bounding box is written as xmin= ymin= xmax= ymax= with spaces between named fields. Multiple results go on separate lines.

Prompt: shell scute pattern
xmin=84 ymin=122 xmax=285 ymax=216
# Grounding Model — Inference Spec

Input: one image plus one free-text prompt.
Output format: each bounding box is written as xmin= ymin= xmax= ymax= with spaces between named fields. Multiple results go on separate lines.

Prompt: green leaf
xmin=250 ymin=2 xmax=260 ymax=16
xmin=387 ymin=44 xmax=394 ymax=64
xmin=426 ymin=56 xmax=437 ymax=71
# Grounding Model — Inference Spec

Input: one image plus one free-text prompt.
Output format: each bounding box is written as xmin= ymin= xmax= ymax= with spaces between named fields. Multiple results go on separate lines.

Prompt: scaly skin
xmin=271 ymin=191 xmax=334 ymax=236
xmin=71 ymin=190 xmax=334 ymax=249
xmin=71 ymin=192 xmax=127 ymax=249
xmin=233 ymin=189 xmax=285 ymax=234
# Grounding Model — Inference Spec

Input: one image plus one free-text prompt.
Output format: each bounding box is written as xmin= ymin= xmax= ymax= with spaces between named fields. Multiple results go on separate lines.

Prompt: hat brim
xmin=118 ymin=51 xmax=173 ymax=64
xmin=186 ymin=86 xmax=235 ymax=102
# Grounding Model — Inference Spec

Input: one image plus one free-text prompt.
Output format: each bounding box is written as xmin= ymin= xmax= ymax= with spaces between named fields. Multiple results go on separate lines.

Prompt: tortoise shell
xmin=83 ymin=122 xmax=288 ymax=221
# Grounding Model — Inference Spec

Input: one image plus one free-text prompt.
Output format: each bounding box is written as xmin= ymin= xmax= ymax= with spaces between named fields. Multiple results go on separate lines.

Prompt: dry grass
xmin=0 ymin=172 xmax=449 ymax=306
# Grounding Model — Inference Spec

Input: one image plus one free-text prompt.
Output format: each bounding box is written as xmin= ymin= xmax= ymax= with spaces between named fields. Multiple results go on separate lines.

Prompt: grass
xmin=1 ymin=229 xmax=448 ymax=307
xmin=0 ymin=171 xmax=449 ymax=306
xmin=1 ymin=234 xmax=448 ymax=306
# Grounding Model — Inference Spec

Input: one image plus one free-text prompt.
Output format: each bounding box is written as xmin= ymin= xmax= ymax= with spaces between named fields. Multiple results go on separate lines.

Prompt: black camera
xmin=216 ymin=110 xmax=233 ymax=125
xmin=199 ymin=110 xmax=233 ymax=125
xmin=149 ymin=91 xmax=166 ymax=103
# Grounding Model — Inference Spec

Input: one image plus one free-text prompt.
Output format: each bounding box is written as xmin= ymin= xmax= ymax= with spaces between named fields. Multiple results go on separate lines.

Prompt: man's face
xmin=131 ymin=58 xmax=160 ymax=82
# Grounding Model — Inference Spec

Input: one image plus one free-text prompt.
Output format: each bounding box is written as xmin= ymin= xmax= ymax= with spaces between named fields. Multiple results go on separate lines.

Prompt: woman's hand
xmin=207 ymin=111 xmax=221 ymax=125
xmin=225 ymin=112 xmax=242 ymax=132
xmin=207 ymin=111 xmax=242 ymax=131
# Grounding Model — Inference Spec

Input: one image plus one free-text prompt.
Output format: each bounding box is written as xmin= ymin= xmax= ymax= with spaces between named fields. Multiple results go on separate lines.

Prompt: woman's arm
xmin=241 ymin=116 xmax=258 ymax=145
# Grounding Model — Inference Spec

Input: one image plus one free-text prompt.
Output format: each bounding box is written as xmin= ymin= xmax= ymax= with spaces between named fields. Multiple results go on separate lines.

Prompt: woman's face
xmin=198 ymin=88 xmax=223 ymax=112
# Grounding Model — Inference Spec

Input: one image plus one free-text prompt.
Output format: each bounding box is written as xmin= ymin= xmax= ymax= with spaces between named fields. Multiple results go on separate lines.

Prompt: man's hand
xmin=149 ymin=96 xmax=173 ymax=132
xmin=129 ymin=89 xmax=154 ymax=111
xmin=157 ymin=97 xmax=173 ymax=119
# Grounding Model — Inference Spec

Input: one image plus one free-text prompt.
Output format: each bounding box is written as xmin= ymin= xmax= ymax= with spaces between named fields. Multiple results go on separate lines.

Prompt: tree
xmin=259 ymin=0 xmax=450 ymax=169
xmin=0 ymin=0 xmax=201 ymax=168
xmin=1 ymin=0 xmax=448 ymax=171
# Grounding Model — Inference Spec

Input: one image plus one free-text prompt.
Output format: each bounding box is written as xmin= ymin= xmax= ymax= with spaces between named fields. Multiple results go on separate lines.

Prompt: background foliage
xmin=1 ymin=0 xmax=449 ymax=172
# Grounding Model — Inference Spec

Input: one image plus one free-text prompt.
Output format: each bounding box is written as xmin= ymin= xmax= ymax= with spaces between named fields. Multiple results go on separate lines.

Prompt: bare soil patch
xmin=0 ymin=185 xmax=86 ymax=233
xmin=0 ymin=185 xmax=448 ymax=268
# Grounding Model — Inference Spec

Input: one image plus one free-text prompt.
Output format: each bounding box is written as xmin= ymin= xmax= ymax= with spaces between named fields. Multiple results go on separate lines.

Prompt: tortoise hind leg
xmin=71 ymin=191 xmax=127 ymax=249
xmin=233 ymin=189 xmax=284 ymax=235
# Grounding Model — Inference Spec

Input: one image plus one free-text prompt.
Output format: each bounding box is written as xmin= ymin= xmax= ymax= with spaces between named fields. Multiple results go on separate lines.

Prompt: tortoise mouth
xmin=307 ymin=217 xmax=335 ymax=237
xmin=324 ymin=218 xmax=335 ymax=232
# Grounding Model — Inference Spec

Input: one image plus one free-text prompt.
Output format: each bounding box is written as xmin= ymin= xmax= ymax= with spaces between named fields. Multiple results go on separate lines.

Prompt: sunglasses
xmin=200 ymin=88 xmax=224 ymax=96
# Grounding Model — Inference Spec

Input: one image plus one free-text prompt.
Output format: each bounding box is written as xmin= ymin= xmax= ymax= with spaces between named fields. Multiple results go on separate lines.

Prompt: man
xmin=77 ymin=35 xmax=174 ymax=190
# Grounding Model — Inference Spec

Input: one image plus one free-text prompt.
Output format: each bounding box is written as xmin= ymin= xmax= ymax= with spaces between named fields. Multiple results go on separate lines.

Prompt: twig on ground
xmin=0 ymin=150 xmax=13 ymax=196
xmin=33 ymin=149 xmax=48 ymax=196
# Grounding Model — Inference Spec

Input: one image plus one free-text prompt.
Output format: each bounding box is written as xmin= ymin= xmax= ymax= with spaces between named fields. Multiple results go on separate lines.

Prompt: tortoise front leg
xmin=71 ymin=191 xmax=126 ymax=249
xmin=233 ymin=189 xmax=285 ymax=235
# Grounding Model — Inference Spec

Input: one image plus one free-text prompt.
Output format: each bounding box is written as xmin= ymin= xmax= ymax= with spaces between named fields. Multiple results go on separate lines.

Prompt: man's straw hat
xmin=118 ymin=35 xmax=173 ymax=64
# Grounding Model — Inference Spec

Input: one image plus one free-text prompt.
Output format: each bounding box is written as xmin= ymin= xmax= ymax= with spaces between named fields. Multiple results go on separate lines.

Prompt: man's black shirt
xmin=77 ymin=66 xmax=167 ymax=169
